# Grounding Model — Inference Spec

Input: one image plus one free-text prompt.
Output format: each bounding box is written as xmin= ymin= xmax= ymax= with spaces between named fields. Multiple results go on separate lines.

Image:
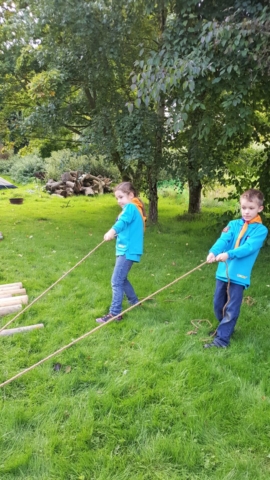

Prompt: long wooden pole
xmin=0 ymin=261 xmax=207 ymax=388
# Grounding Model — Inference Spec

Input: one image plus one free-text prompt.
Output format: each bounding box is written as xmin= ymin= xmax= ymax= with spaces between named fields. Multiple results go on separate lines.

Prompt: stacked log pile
xmin=0 ymin=282 xmax=28 ymax=317
xmin=0 ymin=282 xmax=44 ymax=337
xmin=45 ymin=171 xmax=113 ymax=197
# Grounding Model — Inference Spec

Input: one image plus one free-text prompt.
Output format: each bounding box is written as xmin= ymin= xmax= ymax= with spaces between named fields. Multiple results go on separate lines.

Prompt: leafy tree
xmin=0 ymin=0 xmax=165 ymax=221
xmin=131 ymin=0 xmax=270 ymax=212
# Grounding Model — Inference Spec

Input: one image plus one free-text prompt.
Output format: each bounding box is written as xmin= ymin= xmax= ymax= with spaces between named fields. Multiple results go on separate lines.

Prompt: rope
xmin=0 ymin=240 xmax=105 ymax=334
xmin=186 ymin=319 xmax=213 ymax=335
xmin=0 ymin=260 xmax=207 ymax=388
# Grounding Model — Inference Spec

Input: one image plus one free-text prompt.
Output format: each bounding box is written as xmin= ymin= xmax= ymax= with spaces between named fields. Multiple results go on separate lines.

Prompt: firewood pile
xmin=45 ymin=171 xmax=113 ymax=197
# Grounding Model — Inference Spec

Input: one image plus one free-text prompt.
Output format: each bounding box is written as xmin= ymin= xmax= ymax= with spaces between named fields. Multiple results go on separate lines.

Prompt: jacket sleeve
xmin=209 ymin=221 xmax=236 ymax=255
xmin=111 ymin=204 xmax=136 ymax=234
xmin=227 ymin=225 xmax=268 ymax=259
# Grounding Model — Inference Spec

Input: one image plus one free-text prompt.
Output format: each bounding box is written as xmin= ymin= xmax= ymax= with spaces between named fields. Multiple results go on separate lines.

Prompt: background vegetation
xmin=1 ymin=0 xmax=270 ymax=221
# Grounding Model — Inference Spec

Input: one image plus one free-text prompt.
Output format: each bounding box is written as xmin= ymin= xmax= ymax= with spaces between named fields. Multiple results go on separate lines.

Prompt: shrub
xmin=0 ymin=158 xmax=14 ymax=175
xmin=9 ymin=154 xmax=46 ymax=184
xmin=157 ymin=179 xmax=183 ymax=198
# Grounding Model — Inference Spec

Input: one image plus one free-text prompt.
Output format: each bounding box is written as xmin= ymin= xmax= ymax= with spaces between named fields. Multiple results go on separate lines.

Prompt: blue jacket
xmin=210 ymin=219 xmax=268 ymax=288
xmin=112 ymin=203 xmax=144 ymax=262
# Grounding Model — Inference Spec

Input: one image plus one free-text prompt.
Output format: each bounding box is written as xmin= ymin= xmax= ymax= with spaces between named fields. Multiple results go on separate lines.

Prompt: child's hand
xmin=104 ymin=229 xmax=116 ymax=241
xmin=207 ymin=252 xmax=216 ymax=263
xmin=215 ymin=252 xmax=229 ymax=262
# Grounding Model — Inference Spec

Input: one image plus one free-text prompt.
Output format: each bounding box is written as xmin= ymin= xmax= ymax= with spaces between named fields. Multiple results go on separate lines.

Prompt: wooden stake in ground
xmin=0 ymin=282 xmax=23 ymax=290
xmin=0 ymin=324 xmax=44 ymax=337
xmin=0 ymin=305 xmax=22 ymax=317
xmin=0 ymin=295 xmax=28 ymax=307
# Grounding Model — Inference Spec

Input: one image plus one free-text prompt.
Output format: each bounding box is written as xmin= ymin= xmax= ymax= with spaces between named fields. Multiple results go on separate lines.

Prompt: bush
xmin=0 ymin=158 xmax=14 ymax=175
xmin=9 ymin=154 xmax=46 ymax=184
xmin=44 ymin=149 xmax=120 ymax=181
xmin=157 ymin=179 xmax=183 ymax=198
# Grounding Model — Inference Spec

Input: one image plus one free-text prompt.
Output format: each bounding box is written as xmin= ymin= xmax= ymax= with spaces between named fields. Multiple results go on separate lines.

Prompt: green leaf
xmin=134 ymin=98 xmax=141 ymax=108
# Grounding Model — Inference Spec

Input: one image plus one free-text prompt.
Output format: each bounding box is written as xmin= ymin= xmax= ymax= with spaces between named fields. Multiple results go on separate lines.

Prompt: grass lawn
xmin=0 ymin=182 xmax=270 ymax=480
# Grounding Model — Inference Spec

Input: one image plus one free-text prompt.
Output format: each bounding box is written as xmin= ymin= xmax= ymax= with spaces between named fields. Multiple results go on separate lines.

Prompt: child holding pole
xmin=204 ymin=189 xmax=268 ymax=348
xmin=96 ymin=182 xmax=146 ymax=323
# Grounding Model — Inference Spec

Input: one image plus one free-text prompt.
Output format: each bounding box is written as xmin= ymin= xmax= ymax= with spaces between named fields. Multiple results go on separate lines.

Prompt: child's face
xmin=240 ymin=197 xmax=263 ymax=222
xmin=115 ymin=190 xmax=134 ymax=208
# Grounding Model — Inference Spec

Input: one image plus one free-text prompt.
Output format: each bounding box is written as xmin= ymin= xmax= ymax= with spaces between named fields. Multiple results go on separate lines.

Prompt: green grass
xmin=0 ymin=182 xmax=270 ymax=480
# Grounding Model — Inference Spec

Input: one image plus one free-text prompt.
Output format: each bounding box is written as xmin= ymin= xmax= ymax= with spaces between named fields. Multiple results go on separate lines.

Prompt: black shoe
xmin=204 ymin=342 xmax=227 ymax=349
xmin=96 ymin=313 xmax=123 ymax=324
xmin=208 ymin=330 xmax=217 ymax=337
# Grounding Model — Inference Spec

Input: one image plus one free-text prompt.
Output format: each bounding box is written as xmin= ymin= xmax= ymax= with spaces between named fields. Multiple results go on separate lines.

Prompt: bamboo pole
xmin=0 ymin=305 xmax=22 ymax=317
xmin=0 ymin=295 xmax=28 ymax=307
xmin=0 ymin=324 xmax=44 ymax=337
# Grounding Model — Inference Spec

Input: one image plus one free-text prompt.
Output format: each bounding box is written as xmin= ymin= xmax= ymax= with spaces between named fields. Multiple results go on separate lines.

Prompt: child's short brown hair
xmin=240 ymin=189 xmax=264 ymax=207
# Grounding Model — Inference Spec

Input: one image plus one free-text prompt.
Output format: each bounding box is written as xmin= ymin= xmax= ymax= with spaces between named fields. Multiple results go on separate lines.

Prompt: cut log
xmin=73 ymin=180 xmax=82 ymax=194
xmin=0 ymin=295 xmax=28 ymax=307
xmin=61 ymin=172 xmax=73 ymax=182
xmin=66 ymin=181 xmax=75 ymax=188
xmin=48 ymin=181 xmax=63 ymax=190
xmin=0 ymin=282 xmax=23 ymax=290
xmin=0 ymin=305 xmax=22 ymax=317
xmin=0 ymin=324 xmax=44 ymax=336
xmin=84 ymin=186 xmax=95 ymax=196
xmin=46 ymin=171 xmax=112 ymax=197
xmin=66 ymin=188 xmax=73 ymax=196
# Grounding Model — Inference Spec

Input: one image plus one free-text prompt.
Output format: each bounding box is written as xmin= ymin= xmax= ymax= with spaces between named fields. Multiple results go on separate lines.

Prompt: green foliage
xmin=132 ymin=1 xmax=270 ymax=140
xmin=9 ymin=154 xmax=46 ymax=184
xmin=0 ymin=158 xmax=14 ymax=175
xmin=157 ymin=179 xmax=183 ymax=198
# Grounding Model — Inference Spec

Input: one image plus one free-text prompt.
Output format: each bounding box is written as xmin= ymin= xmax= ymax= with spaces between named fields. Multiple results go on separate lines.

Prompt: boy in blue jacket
xmin=96 ymin=182 xmax=146 ymax=324
xmin=204 ymin=189 xmax=268 ymax=348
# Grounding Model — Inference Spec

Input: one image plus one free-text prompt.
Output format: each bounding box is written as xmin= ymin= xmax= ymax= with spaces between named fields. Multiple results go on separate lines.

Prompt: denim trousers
xmin=110 ymin=255 xmax=139 ymax=315
xmin=213 ymin=279 xmax=244 ymax=347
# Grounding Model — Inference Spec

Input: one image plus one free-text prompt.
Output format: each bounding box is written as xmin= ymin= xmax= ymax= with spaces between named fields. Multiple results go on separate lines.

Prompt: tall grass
xmin=0 ymin=182 xmax=269 ymax=480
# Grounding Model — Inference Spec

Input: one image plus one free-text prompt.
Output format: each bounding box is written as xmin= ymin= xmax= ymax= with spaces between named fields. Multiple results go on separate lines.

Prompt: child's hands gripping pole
xmin=207 ymin=252 xmax=216 ymax=263
xmin=104 ymin=228 xmax=116 ymax=241
xmin=206 ymin=252 xmax=229 ymax=263
xmin=215 ymin=252 xmax=229 ymax=262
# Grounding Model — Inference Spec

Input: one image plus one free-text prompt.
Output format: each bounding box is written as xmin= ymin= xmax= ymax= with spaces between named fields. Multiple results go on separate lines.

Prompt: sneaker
xmin=96 ymin=313 xmax=123 ymax=324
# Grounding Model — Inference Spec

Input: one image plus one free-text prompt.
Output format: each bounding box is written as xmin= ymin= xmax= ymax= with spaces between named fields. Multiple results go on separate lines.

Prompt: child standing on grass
xmin=204 ymin=189 xmax=268 ymax=349
xmin=96 ymin=182 xmax=146 ymax=324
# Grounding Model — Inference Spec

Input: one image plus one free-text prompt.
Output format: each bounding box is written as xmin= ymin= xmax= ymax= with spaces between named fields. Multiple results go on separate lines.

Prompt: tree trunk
xmin=188 ymin=179 xmax=202 ymax=214
xmin=148 ymin=177 xmax=158 ymax=223
xmin=145 ymin=3 xmax=166 ymax=224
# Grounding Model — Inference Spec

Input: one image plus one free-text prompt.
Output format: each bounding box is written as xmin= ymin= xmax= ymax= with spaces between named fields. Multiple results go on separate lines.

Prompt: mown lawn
xmin=0 ymin=182 xmax=270 ymax=480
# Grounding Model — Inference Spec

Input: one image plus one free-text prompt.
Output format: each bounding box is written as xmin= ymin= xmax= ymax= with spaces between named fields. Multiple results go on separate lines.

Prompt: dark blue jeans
xmin=213 ymin=279 xmax=244 ymax=347
xmin=110 ymin=255 xmax=139 ymax=316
